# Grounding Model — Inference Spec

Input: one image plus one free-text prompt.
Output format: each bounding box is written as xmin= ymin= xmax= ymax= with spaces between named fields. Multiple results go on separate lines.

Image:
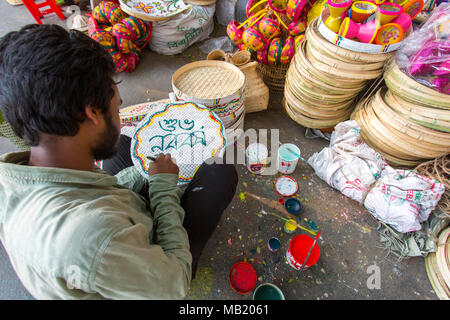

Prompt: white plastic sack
xmin=149 ymin=3 xmax=216 ymax=55
xmin=308 ymin=120 xmax=445 ymax=233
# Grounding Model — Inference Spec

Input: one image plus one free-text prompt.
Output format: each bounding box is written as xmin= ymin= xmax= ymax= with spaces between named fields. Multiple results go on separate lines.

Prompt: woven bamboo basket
xmin=425 ymin=227 xmax=450 ymax=300
xmin=172 ymin=60 xmax=246 ymax=128
xmin=184 ymin=0 xmax=216 ymax=5
xmin=256 ymin=62 xmax=290 ymax=93
xmin=351 ymin=88 xmax=450 ymax=167
xmin=0 ymin=119 xmax=29 ymax=151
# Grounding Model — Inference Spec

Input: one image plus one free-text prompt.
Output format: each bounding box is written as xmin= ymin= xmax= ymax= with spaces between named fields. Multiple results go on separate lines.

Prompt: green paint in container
xmin=253 ymin=283 xmax=285 ymax=300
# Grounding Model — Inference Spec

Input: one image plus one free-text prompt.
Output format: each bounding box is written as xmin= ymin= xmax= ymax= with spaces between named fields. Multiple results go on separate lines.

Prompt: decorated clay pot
xmin=288 ymin=21 xmax=306 ymax=36
xmin=350 ymin=1 xmax=377 ymax=23
xmin=339 ymin=17 xmax=379 ymax=43
xmin=259 ymin=17 xmax=281 ymax=39
xmin=378 ymin=2 xmax=403 ymax=25
xmin=227 ymin=21 xmax=244 ymax=44
xmin=287 ymin=0 xmax=308 ymax=22
xmin=267 ymin=38 xmax=283 ymax=65
xmin=281 ymin=36 xmax=295 ymax=64
xmin=243 ymin=27 xmax=267 ymax=51
xmin=375 ymin=22 xmax=404 ymax=44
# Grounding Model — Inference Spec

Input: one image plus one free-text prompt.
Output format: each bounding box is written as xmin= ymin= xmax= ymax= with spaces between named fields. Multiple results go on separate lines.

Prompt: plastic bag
xmin=396 ymin=3 xmax=450 ymax=94
xmin=308 ymin=120 xmax=445 ymax=233
xmin=149 ymin=3 xmax=215 ymax=55
xmin=199 ymin=36 xmax=237 ymax=54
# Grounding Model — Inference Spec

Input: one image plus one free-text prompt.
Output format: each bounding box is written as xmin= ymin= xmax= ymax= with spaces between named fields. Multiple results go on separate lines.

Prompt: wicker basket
xmin=257 ymin=63 xmax=290 ymax=93
xmin=0 ymin=120 xmax=29 ymax=151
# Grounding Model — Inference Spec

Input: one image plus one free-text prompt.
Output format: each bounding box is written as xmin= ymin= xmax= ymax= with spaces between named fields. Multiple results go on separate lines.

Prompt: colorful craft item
xmin=88 ymin=5 xmax=152 ymax=73
xmin=268 ymin=0 xmax=288 ymax=13
xmin=259 ymin=17 xmax=281 ymax=39
xmin=118 ymin=0 xmax=189 ymax=21
xmin=267 ymin=37 xmax=283 ymax=65
xmin=288 ymin=21 xmax=306 ymax=35
xmin=375 ymin=22 xmax=404 ymax=44
xmin=294 ymin=34 xmax=305 ymax=51
xmin=257 ymin=42 xmax=270 ymax=64
xmin=243 ymin=27 xmax=267 ymax=51
xmin=281 ymin=36 xmax=295 ymax=64
xmin=93 ymin=1 xmax=127 ymax=25
xmin=339 ymin=17 xmax=379 ymax=43
xmin=246 ymin=13 xmax=263 ymax=28
xmin=402 ymin=0 xmax=424 ymax=19
xmin=324 ymin=14 xmax=343 ymax=33
xmin=377 ymin=2 xmax=403 ymax=25
xmin=391 ymin=12 xmax=412 ymax=31
xmin=287 ymin=0 xmax=308 ymax=22
xmin=227 ymin=21 xmax=244 ymax=44
xmin=350 ymin=1 xmax=377 ymax=23
xmin=327 ymin=0 xmax=353 ymax=18
xmin=246 ymin=0 xmax=267 ymax=17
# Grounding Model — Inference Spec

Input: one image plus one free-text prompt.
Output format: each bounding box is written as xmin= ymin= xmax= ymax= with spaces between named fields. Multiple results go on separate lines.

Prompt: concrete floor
xmin=0 ymin=3 xmax=438 ymax=300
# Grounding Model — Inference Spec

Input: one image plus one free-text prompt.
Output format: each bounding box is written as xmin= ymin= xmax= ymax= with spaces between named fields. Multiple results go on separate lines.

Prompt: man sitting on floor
xmin=0 ymin=24 xmax=237 ymax=299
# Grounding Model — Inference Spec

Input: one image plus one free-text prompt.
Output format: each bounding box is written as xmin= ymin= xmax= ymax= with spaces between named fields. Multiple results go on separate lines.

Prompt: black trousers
xmin=102 ymin=135 xmax=238 ymax=278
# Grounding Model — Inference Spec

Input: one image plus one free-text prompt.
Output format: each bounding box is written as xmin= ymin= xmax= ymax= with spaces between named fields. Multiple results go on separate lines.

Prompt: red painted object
xmin=229 ymin=262 xmax=257 ymax=294
xmin=22 ymin=0 xmax=66 ymax=24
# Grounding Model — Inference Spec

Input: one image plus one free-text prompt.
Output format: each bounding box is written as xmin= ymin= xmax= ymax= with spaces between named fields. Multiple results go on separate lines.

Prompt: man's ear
xmin=85 ymin=105 xmax=101 ymax=126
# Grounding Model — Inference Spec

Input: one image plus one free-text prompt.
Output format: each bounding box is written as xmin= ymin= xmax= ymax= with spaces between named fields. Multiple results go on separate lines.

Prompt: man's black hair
xmin=0 ymin=24 xmax=116 ymax=146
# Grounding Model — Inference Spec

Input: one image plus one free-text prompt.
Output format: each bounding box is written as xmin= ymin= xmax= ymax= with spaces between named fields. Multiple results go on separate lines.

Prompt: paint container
xmin=253 ymin=283 xmax=285 ymax=300
xmin=268 ymin=237 xmax=281 ymax=252
xmin=245 ymin=143 xmax=269 ymax=174
xmin=284 ymin=198 xmax=303 ymax=216
xmin=277 ymin=143 xmax=301 ymax=174
xmin=284 ymin=219 xmax=298 ymax=234
xmin=229 ymin=262 xmax=257 ymax=294
xmin=274 ymin=175 xmax=298 ymax=197
xmin=286 ymin=234 xmax=320 ymax=271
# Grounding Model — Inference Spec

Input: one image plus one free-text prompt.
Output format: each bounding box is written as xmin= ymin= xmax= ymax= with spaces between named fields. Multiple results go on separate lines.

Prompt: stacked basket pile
xmin=283 ymin=18 xmax=393 ymax=129
xmin=351 ymin=60 xmax=450 ymax=167
xmin=425 ymin=226 xmax=450 ymax=300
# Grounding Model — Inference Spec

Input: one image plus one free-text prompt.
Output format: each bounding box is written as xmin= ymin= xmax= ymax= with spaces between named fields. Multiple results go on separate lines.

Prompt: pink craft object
xmin=434 ymin=60 xmax=450 ymax=76
xmin=227 ymin=21 xmax=244 ymax=44
xmin=328 ymin=0 xmax=352 ymax=18
xmin=391 ymin=12 xmax=412 ymax=31
xmin=242 ymin=27 xmax=267 ymax=51
xmin=286 ymin=0 xmax=308 ymax=22
xmin=338 ymin=17 xmax=379 ymax=43
xmin=288 ymin=21 xmax=306 ymax=36
xmin=259 ymin=17 xmax=281 ymax=39
xmin=268 ymin=0 xmax=288 ymax=13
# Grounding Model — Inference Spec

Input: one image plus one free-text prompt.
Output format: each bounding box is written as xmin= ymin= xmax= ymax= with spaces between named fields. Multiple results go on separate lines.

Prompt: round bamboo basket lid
xmin=372 ymin=92 xmax=450 ymax=151
xmin=285 ymin=97 xmax=353 ymax=128
xmin=426 ymin=252 xmax=450 ymax=300
xmin=365 ymin=98 xmax=448 ymax=158
xmin=305 ymin=37 xmax=386 ymax=71
xmin=287 ymin=65 xmax=360 ymax=102
xmin=305 ymin=44 xmax=383 ymax=80
xmin=296 ymin=42 xmax=367 ymax=87
xmin=120 ymin=4 xmax=173 ymax=22
xmin=384 ymin=90 xmax=450 ymax=133
xmin=292 ymin=56 xmax=366 ymax=95
xmin=384 ymin=61 xmax=450 ymax=110
xmin=307 ymin=18 xmax=394 ymax=64
xmin=352 ymin=103 xmax=423 ymax=167
xmin=436 ymin=228 xmax=450 ymax=292
xmin=172 ymin=60 xmax=245 ymax=99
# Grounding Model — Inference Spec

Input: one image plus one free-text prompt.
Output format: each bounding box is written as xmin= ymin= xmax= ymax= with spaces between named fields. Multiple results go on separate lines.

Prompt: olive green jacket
xmin=0 ymin=152 xmax=192 ymax=299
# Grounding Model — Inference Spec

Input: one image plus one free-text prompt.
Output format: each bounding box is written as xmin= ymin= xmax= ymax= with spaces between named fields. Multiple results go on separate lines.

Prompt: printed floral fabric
xmin=120 ymin=0 xmax=190 ymax=19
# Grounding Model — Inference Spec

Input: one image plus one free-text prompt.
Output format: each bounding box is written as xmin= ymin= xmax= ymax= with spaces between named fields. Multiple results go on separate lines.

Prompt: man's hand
xmin=148 ymin=153 xmax=179 ymax=176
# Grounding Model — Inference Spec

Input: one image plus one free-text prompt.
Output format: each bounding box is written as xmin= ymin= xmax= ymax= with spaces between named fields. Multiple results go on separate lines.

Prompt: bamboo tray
xmin=384 ymin=61 xmax=450 ymax=110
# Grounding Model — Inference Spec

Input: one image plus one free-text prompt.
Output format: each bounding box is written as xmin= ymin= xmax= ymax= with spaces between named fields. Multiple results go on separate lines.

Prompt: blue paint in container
xmin=284 ymin=197 xmax=303 ymax=216
xmin=268 ymin=237 xmax=281 ymax=252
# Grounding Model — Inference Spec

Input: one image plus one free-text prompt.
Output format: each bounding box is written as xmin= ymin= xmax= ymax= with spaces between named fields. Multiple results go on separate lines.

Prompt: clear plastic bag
xmin=396 ymin=3 xmax=449 ymax=94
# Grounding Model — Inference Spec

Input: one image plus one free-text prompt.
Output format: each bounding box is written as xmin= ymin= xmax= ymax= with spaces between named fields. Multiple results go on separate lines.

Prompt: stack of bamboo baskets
xmin=352 ymin=60 xmax=450 ymax=168
xmin=283 ymin=18 xmax=393 ymax=129
xmin=425 ymin=226 xmax=450 ymax=300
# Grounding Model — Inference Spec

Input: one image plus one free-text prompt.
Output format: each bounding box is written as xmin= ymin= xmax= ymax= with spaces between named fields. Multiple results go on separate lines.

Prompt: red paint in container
xmin=229 ymin=262 xmax=257 ymax=294
xmin=286 ymin=234 xmax=320 ymax=270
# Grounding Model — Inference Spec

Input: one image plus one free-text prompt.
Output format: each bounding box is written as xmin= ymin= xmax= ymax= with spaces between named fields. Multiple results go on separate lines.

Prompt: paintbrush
xmin=262 ymin=210 xmax=316 ymax=236
xmin=146 ymin=156 xmax=156 ymax=161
